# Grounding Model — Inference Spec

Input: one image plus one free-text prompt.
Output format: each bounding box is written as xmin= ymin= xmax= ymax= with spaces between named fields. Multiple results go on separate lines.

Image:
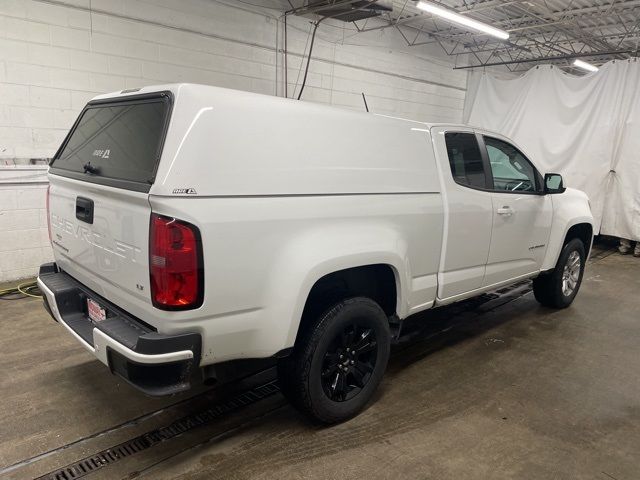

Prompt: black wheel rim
xmin=321 ymin=323 xmax=378 ymax=402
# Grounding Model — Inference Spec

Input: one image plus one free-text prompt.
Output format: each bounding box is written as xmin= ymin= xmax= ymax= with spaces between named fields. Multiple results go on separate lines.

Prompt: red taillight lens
xmin=46 ymin=184 xmax=52 ymax=243
xmin=149 ymin=214 xmax=203 ymax=310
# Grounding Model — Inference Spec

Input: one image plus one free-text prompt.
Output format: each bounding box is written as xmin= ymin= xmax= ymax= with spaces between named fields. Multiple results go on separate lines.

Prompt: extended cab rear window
xmin=50 ymin=93 xmax=171 ymax=192
xmin=444 ymin=132 xmax=488 ymax=189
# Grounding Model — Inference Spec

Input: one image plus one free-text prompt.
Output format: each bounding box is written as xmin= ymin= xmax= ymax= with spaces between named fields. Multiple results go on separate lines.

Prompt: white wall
xmin=0 ymin=166 xmax=50 ymax=282
xmin=0 ymin=0 xmax=467 ymax=281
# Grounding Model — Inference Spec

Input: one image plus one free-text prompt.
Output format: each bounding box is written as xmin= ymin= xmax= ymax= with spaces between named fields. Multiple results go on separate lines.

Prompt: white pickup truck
xmin=38 ymin=84 xmax=593 ymax=423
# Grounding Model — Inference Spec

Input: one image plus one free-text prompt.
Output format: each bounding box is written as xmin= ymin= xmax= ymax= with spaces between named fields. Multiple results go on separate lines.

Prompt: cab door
xmin=431 ymin=127 xmax=493 ymax=301
xmin=479 ymin=135 xmax=552 ymax=286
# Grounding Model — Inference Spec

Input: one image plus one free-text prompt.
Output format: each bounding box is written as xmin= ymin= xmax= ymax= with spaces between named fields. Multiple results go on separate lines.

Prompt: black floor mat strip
xmin=34 ymin=381 xmax=280 ymax=480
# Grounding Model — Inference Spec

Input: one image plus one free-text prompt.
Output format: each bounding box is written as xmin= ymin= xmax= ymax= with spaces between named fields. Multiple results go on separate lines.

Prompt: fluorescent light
xmin=416 ymin=1 xmax=509 ymax=40
xmin=573 ymin=59 xmax=599 ymax=72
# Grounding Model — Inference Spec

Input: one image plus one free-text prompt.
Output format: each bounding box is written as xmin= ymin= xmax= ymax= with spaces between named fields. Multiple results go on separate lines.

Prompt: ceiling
xmin=276 ymin=0 xmax=640 ymax=73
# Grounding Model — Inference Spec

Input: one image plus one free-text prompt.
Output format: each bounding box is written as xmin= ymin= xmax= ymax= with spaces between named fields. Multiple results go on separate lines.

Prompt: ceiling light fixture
xmin=572 ymin=59 xmax=599 ymax=72
xmin=416 ymin=1 xmax=509 ymax=40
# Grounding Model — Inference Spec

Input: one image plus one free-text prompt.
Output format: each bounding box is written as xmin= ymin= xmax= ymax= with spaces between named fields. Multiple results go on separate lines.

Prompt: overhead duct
xmin=297 ymin=1 xmax=393 ymax=22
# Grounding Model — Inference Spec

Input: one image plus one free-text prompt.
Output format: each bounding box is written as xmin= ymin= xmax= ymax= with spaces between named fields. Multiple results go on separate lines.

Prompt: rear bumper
xmin=37 ymin=263 xmax=201 ymax=396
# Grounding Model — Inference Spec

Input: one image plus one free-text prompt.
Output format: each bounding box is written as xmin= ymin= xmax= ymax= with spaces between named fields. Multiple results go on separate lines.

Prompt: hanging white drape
xmin=463 ymin=60 xmax=640 ymax=241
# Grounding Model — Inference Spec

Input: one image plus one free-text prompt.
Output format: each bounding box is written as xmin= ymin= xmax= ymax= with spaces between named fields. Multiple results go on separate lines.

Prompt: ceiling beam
xmin=453 ymin=49 xmax=635 ymax=69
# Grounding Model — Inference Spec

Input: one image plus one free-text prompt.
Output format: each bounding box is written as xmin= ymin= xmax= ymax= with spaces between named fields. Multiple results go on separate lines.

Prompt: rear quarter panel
xmin=149 ymin=193 xmax=444 ymax=364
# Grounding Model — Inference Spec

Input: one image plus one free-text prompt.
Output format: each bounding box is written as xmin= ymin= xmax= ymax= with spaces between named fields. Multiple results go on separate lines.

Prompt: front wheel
xmin=278 ymin=297 xmax=391 ymax=424
xmin=533 ymin=238 xmax=586 ymax=308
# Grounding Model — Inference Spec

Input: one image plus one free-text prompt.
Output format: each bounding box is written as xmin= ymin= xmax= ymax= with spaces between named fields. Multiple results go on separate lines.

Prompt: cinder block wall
xmin=0 ymin=0 xmax=467 ymax=282
xmin=0 ymin=167 xmax=49 ymax=282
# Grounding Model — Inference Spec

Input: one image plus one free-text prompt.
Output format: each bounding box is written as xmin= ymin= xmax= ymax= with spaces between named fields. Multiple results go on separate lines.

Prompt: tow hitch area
xmin=37 ymin=263 xmax=202 ymax=396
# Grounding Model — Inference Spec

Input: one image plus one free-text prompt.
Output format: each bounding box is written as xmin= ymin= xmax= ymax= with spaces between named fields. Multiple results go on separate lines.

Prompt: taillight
xmin=149 ymin=214 xmax=203 ymax=310
xmin=46 ymin=184 xmax=52 ymax=243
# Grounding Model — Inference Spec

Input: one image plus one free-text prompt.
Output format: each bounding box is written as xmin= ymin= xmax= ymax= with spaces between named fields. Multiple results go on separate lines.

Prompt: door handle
xmin=497 ymin=206 xmax=514 ymax=216
xmin=76 ymin=196 xmax=94 ymax=224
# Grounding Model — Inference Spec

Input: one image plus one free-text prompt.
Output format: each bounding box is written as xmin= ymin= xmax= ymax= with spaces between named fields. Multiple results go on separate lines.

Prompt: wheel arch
xmin=292 ymin=263 xmax=400 ymax=346
xmin=256 ymin=220 xmax=414 ymax=353
xmin=542 ymin=219 xmax=594 ymax=271
xmin=541 ymin=188 xmax=594 ymax=271
xmin=564 ymin=223 xmax=593 ymax=257
xmin=276 ymin=249 xmax=409 ymax=350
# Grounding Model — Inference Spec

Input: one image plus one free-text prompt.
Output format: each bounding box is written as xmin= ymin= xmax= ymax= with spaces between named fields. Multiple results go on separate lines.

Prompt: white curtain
xmin=463 ymin=60 xmax=640 ymax=241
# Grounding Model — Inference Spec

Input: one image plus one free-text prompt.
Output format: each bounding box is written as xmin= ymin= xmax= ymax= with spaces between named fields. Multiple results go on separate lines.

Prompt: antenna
xmin=361 ymin=92 xmax=369 ymax=113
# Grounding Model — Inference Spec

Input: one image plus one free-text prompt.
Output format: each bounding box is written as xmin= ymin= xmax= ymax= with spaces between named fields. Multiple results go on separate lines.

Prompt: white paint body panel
xmin=46 ymin=83 xmax=593 ymax=367
xmin=147 ymin=194 xmax=443 ymax=362
xmin=430 ymin=127 xmax=493 ymax=299
xmin=541 ymin=187 xmax=595 ymax=270
xmin=48 ymin=176 xmax=152 ymax=309
xmin=483 ymin=192 xmax=553 ymax=286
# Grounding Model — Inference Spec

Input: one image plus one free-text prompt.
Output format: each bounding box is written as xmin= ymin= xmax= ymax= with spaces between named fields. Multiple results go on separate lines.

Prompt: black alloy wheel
xmin=277 ymin=297 xmax=391 ymax=423
xmin=321 ymin=323 xmax=378 ymax=402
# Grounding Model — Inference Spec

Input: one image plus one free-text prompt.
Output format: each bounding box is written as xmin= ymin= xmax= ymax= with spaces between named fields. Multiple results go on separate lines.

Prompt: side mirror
xmin=544 ymin=173 xmax=566 ymax=194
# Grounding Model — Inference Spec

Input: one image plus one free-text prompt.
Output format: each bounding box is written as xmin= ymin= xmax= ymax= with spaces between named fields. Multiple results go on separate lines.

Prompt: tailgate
xmin=47 ymin=92 xmax=172 ymax=311
xmin=49 ymin=175 xmax=152 ymax=304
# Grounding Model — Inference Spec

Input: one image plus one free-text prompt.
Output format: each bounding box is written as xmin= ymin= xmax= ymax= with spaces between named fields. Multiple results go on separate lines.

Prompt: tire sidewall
xmin=552 ymin=238 xmax=586 ymax=308
xmin=306 ymin=298 xmax=390 ymax=422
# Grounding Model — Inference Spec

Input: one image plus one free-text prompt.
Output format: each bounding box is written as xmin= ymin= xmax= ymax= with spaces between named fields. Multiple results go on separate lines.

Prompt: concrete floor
xmin=1 ymin=248 xmax=639 ymax=479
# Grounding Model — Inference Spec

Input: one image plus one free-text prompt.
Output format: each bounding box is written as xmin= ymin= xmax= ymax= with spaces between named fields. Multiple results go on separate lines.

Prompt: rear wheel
xmin=278 ymin=297 xmax=390 ymax=424
xmin=533 ymin=238 xmax=586 ymax=308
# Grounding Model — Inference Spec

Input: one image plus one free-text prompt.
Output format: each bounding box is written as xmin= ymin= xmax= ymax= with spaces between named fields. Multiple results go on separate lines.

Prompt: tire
xmin=533 ymin=238 xmax=586 ymax=309
xmin=278 ymin=297 xmax=391 ymax=424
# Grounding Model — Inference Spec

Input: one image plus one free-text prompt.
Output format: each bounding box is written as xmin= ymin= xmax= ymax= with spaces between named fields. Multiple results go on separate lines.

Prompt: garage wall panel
xmin=0 ymin=0 xmax=466 ymax=159
xmin=0 ymin=168 xmax=50 ymax=283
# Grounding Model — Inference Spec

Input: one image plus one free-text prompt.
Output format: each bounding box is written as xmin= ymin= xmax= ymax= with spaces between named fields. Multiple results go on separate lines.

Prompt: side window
xmin=484 ymin=136 xmax=540 ymax=193
xmin=444 ymin=132 xmax=488 ymax=189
